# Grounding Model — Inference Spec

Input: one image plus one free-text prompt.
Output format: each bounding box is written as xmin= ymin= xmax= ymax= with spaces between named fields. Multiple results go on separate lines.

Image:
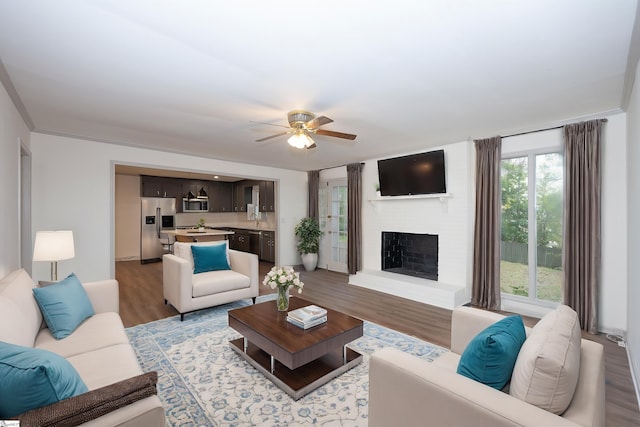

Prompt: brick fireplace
xmin=381 ymin=232 xmax=438 ymax=281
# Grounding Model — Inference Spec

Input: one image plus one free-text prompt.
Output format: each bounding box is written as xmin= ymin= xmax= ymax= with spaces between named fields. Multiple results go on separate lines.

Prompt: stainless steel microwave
xmin=183 ymin=198 xmax=209 ymax=212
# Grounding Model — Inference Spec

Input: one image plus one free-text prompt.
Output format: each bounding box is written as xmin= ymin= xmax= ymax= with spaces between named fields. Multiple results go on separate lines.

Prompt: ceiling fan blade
xmin=306 ymin=115 xmax=333 ymax=129
xmin=315 ymin=129 xmax=357 ymax=140
xmin=256 ymin=131 xmax=290 ymax=142
xmin=250 ymin=120 xmax=289 ymax=129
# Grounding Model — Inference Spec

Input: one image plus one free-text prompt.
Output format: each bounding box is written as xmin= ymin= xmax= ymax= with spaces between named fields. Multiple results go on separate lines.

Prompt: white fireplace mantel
xmin=368 ymin=192 xmax=452 ymax=203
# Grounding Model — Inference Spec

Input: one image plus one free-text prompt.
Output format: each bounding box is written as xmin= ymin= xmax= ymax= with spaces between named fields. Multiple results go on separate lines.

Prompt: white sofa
xmin=163 ymin=241 xmax=259 ymax=320
xmin=0 ymin=269 xmax=165 ymax=426
xmin=369 ymin=306 xmax=605 ymax=427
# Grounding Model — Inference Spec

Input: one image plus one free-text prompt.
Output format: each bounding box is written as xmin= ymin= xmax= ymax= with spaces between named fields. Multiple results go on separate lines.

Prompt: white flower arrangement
xmin=262 ymin=266 xmax=304 ymax=294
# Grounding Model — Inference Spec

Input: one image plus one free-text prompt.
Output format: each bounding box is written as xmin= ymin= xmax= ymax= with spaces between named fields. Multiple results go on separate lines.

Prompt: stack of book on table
xmin=287 ymin=304 xmax=328 ymax=329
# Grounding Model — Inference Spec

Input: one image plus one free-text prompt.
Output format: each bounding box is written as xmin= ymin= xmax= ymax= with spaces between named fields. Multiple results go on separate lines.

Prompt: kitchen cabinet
xmin=229 ymin=229 xmax=251 ymax=252
xmin=260 ymin=231 xmax=275 ymax=263
xmin=226 ymin=232 xmax=236 ymax=248
xmin=232 ymin=182 xmax=250 ymax=212
xmin=182 ymin=180 xmax=208 ymax=199
xmin=141 ymin=176 xmax=181 ymax=198
xmin=162 ymin=179 xmax=181 ymax=198
xmin=259 ymin=180 xmax=275 ymax=212
xmin=228 ymin=228 xmax=262 ymax=255
xmin=209 ymin=181 xmax=233 ymax=212
xmin=141 ymin=177 xmax=162 ymax=197
xmin=141 ymin=176 xmax=182 ymax=212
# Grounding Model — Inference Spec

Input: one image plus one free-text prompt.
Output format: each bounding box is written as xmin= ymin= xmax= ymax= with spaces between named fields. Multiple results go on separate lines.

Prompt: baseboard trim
xmin=116 ymin=256 xmax=140 ymax=262
xmin=625 ymin=339 xmax=640 ymax=412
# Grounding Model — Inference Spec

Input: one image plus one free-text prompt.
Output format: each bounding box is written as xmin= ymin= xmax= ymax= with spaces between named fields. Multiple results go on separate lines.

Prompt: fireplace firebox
xmin=381 ymin=232 xmax=438 ymax=281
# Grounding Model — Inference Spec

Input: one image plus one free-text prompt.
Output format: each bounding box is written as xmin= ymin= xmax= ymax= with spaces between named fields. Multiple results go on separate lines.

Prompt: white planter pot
xmin=301 ymin=253 xmax=318 ymax=272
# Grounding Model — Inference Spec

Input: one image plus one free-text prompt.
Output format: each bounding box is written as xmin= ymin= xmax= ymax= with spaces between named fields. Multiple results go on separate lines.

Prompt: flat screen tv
xmin=377 ymin=149 xmax=446 ymax=196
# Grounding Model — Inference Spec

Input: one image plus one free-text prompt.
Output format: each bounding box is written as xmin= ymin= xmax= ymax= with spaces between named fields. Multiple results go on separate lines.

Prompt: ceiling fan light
xmin=303 ymin=133 xmax=315 ymax=148
xmin=288 ymin=132 xmax=311 ymax=149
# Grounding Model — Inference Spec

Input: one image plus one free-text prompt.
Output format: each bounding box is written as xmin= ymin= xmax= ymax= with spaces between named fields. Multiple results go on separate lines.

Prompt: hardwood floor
xmin=115 ymin=260 xmax=640 ymax=426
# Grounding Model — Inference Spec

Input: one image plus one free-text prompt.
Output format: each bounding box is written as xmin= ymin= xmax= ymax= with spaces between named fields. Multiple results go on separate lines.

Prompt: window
xmin=500 ymin=152 xmax=563 ymax=305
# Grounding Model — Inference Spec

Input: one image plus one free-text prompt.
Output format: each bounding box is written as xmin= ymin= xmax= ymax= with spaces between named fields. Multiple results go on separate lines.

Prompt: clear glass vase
xmin=277 ymin=286 xmax=290 ymax=311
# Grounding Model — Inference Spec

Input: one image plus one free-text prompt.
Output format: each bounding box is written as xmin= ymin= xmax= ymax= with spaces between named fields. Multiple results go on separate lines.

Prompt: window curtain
xmin=307 ymin=170 xmax=320 ymax=220
xmin=347 ymin=163 xmax=363 ymax=275
xmin=472 ymin=136 xmax=502 ymax=310
xmin=563 ymin=119 xmax=603 ymax=334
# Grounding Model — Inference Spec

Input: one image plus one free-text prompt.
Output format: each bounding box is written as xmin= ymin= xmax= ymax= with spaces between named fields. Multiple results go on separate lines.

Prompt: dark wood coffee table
xmin=228 ymin=296 xmax=363 ymax=400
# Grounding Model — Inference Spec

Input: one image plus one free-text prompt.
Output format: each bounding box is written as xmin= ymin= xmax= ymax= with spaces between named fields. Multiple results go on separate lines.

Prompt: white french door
xmin=319 ymin=179 xmax=348 ymax=273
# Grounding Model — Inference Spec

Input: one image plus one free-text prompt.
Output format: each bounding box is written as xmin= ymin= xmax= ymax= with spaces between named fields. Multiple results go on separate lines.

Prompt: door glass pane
xmin=535 ymin=153 xmax=563 ymax=302
xmin=500 ymin=157 xmax=529 ymax=297
xmin=318 ymin=186 xmax=328 ymax=232
xmin=331 ymin=185 xmax=348 ymax=265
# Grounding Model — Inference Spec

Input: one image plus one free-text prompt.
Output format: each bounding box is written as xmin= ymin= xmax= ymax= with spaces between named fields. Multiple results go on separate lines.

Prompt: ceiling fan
xmin=254 ymin=110 xmax=357 ymax=149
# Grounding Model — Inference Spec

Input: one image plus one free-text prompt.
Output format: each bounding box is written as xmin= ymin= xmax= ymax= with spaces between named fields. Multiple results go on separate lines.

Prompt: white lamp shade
xmin=33 ymin=230 xmax=75 ymax=261
xmin=288 ymin=132 xmax=314 ymax=149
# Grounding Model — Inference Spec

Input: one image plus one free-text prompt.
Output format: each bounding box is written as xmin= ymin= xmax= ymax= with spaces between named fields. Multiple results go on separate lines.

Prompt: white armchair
xmin=162 ymin=241 xmax=259 ymax=320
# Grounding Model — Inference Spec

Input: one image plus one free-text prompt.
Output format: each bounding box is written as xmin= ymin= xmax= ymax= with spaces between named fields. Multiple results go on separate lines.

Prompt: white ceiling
xmin=0 ymin=1 xmax=637 ymax=171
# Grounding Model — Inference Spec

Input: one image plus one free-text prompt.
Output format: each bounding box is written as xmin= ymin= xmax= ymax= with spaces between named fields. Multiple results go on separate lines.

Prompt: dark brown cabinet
xmin=141 ymin=176 xmax=182 ymax=211
xmin=209 ymin=181 xmax=233 ymax=212
xmin=141 ymin=176 xmax=180 ymax=198
xmin=181 ymin=180 xmax=208 ymax=199
xmin=259 ymin=181 xmax=275 ymax=212
xmin=227 ymin=232 xmax=236 ymax=248
xmin=141 ymin=176 xmax=181 ymax=198
xmin=229 ymin=229 xmax=251 ymax=252
xmin=232 ymin=182 xmax=249 ymax=212
xmin=162 ymin=179 xmax=181 ymax=198
xmin=141 ymin=177 xmax=162 ymax=197
xmin=260 ymin=231 xmax=275 ymax=262
xmin=141 ymin=176 xmax=267 ymax=215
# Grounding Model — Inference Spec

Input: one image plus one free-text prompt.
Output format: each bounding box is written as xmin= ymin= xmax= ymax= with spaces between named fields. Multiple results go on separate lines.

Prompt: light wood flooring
xmin=116 ymin=260 xmax=639 ymax=426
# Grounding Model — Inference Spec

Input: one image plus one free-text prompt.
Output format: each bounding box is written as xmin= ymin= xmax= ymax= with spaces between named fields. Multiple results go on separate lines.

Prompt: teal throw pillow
xmin=0 ymin=341 xmax=88 ymax=418
xmin=456 ymin=315 xmax=526 ymax=390
xmin=32 ymin=272 xmax=95 ymax=340
xmin=191 ymin=244 xmax=231 ymax=274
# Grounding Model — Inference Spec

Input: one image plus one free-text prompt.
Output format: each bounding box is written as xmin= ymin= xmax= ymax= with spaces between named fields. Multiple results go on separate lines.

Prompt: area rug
xmin=126 ymin=296 xmax=447 ymax=426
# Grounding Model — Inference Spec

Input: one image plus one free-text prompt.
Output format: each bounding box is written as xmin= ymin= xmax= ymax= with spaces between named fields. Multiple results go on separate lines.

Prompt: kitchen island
xmin=165 ymin=229 xmax=233 ymax=243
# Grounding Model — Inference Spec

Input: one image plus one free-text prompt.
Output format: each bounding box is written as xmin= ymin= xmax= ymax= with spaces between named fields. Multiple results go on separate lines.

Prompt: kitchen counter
xmin=214 ymin=224 xmax=276 ymax=232
xmin=166 ymin=229 xmax=233 ymax=243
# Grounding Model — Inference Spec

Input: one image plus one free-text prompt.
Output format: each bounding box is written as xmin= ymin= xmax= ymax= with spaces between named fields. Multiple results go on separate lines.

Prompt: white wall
xmin=599 ymin=113 xmax=628 ymax=333
xmin=626 ymin=56 xmax=640 ymax=398
xmin=0 ymin=82 xmax=31 ymax=279
xmin=30 ymin=133 xmax=307 ymax=282
xmin=360 ymin=141 xmax=474 ymax=290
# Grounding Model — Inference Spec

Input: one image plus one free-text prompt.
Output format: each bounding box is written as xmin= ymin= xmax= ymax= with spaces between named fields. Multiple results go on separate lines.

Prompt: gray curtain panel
xmin=347 ymin=163 xmax=363 ymax=275
xmin=472 ymin=136 xmax=502 ymax=310
xmin=307 ymin=170 xmax=320 ymax=220
xmin=563 ymin=119 xmax=603 ymax=334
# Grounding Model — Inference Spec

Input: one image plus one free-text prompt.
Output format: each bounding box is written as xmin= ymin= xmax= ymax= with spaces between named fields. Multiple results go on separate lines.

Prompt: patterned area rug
xmin=126 ymin=296 xmax=446 ymax=426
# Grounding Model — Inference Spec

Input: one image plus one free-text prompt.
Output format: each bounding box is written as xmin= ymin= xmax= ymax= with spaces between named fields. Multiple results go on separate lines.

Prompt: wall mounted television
xmin=377 ymin=149 xmax=446 ymax=196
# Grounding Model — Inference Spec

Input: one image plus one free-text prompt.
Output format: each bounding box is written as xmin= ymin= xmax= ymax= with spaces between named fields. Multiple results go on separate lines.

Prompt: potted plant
xmin=197 ymin=218 xmax=206 ymax=232
xmin=294 ymin=217 xmax=323 ymax=271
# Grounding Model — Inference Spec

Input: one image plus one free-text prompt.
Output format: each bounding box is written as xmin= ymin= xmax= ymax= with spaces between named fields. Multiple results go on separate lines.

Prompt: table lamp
xmin=33 ymin=230 xmax=75 ymax=281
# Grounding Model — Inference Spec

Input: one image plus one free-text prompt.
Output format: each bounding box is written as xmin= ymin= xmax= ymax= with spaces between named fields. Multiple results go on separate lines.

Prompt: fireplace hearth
xmin=381 ymin=232 xmax=438 ymax=281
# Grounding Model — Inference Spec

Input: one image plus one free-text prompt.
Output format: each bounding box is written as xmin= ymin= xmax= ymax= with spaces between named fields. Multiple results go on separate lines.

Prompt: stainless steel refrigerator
xmin=141 ymin=198 xmax=176 ymax=263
